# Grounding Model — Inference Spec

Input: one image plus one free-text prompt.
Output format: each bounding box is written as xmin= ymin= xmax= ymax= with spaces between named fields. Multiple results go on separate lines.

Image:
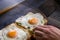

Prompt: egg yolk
xmin=28 ymin=18 xmax=38 ymax=25
xmin=7 ymin=30 xmax=17 ymax=38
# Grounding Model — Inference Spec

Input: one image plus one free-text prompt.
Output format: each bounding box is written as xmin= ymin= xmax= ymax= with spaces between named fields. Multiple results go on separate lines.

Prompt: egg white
xmin=0 ymin=30 xmax=4 ymax=40
xmin=2 ymin=24 xmax=28 ymax=40
xmin=16 ymin=12 xmax=45 ymax=30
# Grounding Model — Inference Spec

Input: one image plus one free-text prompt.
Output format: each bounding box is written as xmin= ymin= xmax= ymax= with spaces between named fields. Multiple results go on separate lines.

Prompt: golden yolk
xmin=7 ymin=30 xmax=17 ymax=38
xmin=28 ymin=18 xmax=38 ymax=25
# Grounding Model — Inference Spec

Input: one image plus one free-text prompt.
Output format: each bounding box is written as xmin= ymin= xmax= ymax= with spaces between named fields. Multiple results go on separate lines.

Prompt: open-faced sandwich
xmin=0 ymin=12 xmax=47 ymax=40
xmin=16 ymin=12 xmax=47 ymax=30
xmin=0 ymin=23 xmax=31 ymax=40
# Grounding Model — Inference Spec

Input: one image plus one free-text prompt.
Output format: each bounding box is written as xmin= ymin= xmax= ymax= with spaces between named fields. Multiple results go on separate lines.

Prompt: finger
xmin=34 ymin=25 xmax=51 ymax=31
xmin=35 ymin=26 xmax=50 ymax=34
xmin=34 ymin=30 xmax=43 ymax=37
xmin=48 ymin=34 xmax=59 ymax=40
xmin=35 ymin=36 xmax=48 ymax=40
xmin=46 ymin=25 xmax=60 ymax=36
xmin=35 ymin=31 xmax=49 ymax=40
xmin=37 ymin=25 xmax=56 ymax=28
xmin=34 ymin=30 xmax=48 ymax=39
xmin=35 ymin=26 xmax=59 ymax=38
xmin=39 ymin=25 xmax=53 ymax=28
xmin=35 ymin=36 xmax=43 ymax=40
xmin=34 ymin=29 xmax=58 ymax=40
xmin=33 ymin=25 xmax=51 ymax=31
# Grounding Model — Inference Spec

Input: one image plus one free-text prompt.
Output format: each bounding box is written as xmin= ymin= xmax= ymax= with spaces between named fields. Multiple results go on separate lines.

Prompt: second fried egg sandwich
xmin=0 ymin=23 xmax=31 ymax=40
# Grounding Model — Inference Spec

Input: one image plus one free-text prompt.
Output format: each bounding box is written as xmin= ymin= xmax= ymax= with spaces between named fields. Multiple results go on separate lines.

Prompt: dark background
xmin=0 ymin=0 xmax=60 ymax=29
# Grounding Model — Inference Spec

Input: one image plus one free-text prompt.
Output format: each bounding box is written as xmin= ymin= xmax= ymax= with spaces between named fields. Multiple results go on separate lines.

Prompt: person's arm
xmin=34 ymin=25 xmax=60 ymax=40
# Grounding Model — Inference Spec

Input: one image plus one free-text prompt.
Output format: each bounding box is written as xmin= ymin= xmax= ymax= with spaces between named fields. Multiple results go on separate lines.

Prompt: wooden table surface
xmin=0 ymin=0 xmax=45 ymax=29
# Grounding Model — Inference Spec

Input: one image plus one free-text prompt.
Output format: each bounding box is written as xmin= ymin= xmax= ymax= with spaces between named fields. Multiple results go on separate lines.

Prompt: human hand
xmin=34 ymin=25 xmax=60 ymax=40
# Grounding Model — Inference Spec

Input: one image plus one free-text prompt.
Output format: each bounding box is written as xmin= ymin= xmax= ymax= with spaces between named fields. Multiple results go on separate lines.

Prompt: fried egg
xmin=16 ymin=12 xmax=45 ymax=30
xmin=2 ymin=23 xmax=29 ymax=40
